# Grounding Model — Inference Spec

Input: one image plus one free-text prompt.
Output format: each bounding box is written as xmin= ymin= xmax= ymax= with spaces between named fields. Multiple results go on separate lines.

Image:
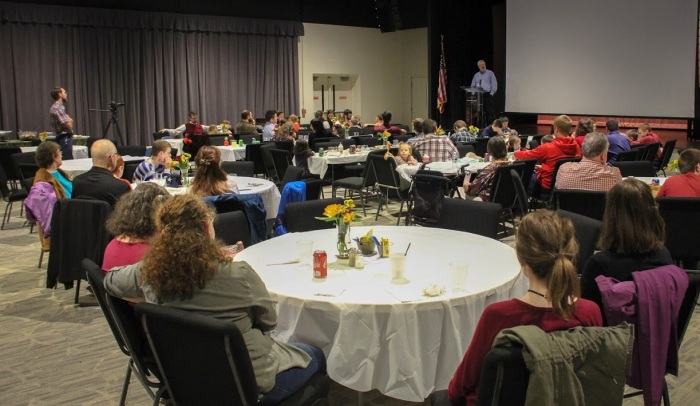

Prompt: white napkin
xmin=385 ymin=285 xmax=424 ymax=303
xmin=313 ymin=282 xmax=349 ymax=297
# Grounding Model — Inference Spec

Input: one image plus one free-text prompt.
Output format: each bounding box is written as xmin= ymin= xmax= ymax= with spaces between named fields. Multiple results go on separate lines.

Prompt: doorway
xmin=313 ymin=74 xmax=359 ymax=115
xmin=411 ymin=76 xmax=428 ymax=120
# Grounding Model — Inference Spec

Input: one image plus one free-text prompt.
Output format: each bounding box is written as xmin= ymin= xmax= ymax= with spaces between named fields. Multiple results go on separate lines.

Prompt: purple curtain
xmin=0 ymin=1 xmax=302 ymax=145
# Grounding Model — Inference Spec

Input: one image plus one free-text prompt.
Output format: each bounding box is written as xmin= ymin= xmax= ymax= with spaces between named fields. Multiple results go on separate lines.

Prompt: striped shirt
xmin=411 ymin=134 xmax=459 ymax=162
xmin=133 ymin=159 xmax=165 ymax=182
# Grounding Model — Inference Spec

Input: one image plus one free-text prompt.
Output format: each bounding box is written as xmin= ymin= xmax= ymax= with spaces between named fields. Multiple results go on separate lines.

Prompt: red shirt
xmin=656 ymin=172 xmax=700 ymax=198
xmin=514 ymin=137 xmax=581 ymax=190
xmin=447 ymin=298 xmax=602 ymax=405
xmin=632 ymin=132 xmax=662 ymax=158
xmin=102 ymin=239 xmax=150 ymax=273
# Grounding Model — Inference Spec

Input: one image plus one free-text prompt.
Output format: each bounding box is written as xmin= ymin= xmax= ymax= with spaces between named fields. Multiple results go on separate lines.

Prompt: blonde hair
xmin=516 ymin=210 xmax=580 ymax=320
xmin=553 ymin=115 xmax=573 ymax=136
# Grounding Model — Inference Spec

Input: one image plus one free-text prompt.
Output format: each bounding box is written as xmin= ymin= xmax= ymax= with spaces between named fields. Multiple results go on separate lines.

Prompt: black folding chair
xmin=657 ymin=140 xmax=677 ymax=176
xmin=657 ymin=197 xmax=700 ymax=267
xmin=407 ymin=170 xmax=448 ymax=226
xmin=437 ymin=198 xmax=502 ymax=240
xmin=285 ymin=198 xmax=344 ymax=233
xmin=490 ymin=162 xmax=525 ymax=233
xmin=332 ymin=157 xmax=377 ymax=216
xmin=552 ymin=189 xmax=606 ymax=221
xmin=615 ymin=149 xmax=642 ymax=162
xmin=368 ymin=154 xmax=410 ymax=225
xmin=83 ymin=259 xmax=166 ymax=406
xmin=135 ymin=303 xmax=329 ymax=406
xmin=613 ymin=161 xmax=655 ymax=177
xmin=213 ymin=210 xmax=252 ymax=247
xmin=556 ymin=210 xmax=602 ymax=275
xmin=221 ymin=161 xmax=255 ymax=177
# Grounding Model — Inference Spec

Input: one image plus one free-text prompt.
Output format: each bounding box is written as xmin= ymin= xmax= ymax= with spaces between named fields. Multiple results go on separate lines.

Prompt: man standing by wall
xmin=49 ymin=87 xmax=74 ymax=160
xmin=471 ymin=60 xmax=498 ymax=125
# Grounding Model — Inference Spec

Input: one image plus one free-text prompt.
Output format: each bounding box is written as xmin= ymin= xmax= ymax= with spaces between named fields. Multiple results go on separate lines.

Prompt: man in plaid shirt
xmin=555 ymin=132 xmax=621 ymax=191
xmin=411 ymin=119 xmax=459 ymax=162
xmin=49 ymin=87 xmax=74 ymax=159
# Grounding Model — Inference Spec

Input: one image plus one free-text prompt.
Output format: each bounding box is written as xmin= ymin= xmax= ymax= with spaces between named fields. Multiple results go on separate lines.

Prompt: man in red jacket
xmin=514 ymin=114 xmax=581 ymax=194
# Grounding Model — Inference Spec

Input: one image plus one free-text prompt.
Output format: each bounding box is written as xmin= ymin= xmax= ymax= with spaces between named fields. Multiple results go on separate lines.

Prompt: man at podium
xmin=471 ymin=60 xmax=497 ymax=124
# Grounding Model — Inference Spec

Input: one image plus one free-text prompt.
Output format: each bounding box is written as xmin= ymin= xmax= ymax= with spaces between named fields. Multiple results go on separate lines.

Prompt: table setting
xmin=235 ymin=225 xmax=526 ymax=401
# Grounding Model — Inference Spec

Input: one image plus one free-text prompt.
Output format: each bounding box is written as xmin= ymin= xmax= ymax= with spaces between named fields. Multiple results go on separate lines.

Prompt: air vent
xmin=340 ymin=76 xmax=350 ymax=82
xmin=313 ymin=76 xmax=318 ymax=81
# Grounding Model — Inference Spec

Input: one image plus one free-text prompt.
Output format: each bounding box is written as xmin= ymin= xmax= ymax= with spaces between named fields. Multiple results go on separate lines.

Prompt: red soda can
xmin=313 ymin=250 xmax=327 ymax=278
xmin=349 ymin=144 xmax=357 ymax=154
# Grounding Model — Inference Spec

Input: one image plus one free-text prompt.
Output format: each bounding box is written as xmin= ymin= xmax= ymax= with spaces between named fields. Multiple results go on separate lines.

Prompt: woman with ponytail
xmin=448 ymin=210 xmax=602 ymax=405
xmin=189 ymin=146 xmax=238 ymax=197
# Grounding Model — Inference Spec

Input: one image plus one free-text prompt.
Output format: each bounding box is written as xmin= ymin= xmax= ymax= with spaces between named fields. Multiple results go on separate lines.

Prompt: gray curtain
xmin=0 ymin=1 xmax=302 ymax=145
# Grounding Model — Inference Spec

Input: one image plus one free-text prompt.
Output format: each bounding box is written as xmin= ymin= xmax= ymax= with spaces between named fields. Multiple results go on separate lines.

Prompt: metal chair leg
xmin=38 ymin=250 xmax=44 ymax=268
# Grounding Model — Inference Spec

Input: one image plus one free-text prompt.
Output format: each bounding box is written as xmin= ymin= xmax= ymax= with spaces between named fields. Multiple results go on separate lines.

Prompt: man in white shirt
xmin=262 ymin=110 xmax=278 ymax=142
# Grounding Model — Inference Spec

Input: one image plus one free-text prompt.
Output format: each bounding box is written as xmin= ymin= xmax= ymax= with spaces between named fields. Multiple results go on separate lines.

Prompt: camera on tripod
xmin=109 ymin=101 xmax=125 ymax=114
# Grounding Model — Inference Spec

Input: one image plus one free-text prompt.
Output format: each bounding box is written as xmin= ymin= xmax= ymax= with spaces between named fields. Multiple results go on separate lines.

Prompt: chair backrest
xmin=551 ymin=157 xmax=582 ymax=191
xmin=17 ymin=162 xmax=39 ymax=184
xmin=517 ymin=159 xmax=537 ymax=189
xmin=209 ymin=135 xmax=226 ymax=146
xmin=0 ymin=147 xmax=22 ymax=182
xmin=552 ymin=189 xmax=606 ymax=221
xmin=613 ymin=161 xmax=655 ymax=177
xmin=510 ymin=169 xmax=530 ymax=216
xmin=303 ymin=178 xmax=324 ymax=201
xmin=556 ymin=209 xmax=603 ymax=275
xmin=117 ymin=145 xmax=147 ymax=157
xmin=490 ymin=163 xmax=525 ymax=210
xmin=123 ymin=162 xmax=140 ymax=183
xmin=476 ymin=344 xmax=529 ymax=406
xmin=280 ymin=166 xmax=305 ymax=190
xmin=259 ymin=143 xmax=278 ymax=181
xmin=456 ymin=144 xmax=475 ymax=157
xmin=213 ymin=210 xmax=252 ymax=247
xmin=368 ymin=153 xmax=402 ymax=198
xmin=437 ymin=198 xmax=502 ymax=239
xmin=658 ymin=139 xmax=677 ymax=172
xmin=244 ymin=143 xmax=267 ymax=176
xmin=237 ymin=134 xmax=258 ymax=145
xmin=135 ymin=303 xmax=259 ymax=406
xmin=678 ymin=270 xmax=700 ymax=343
xmin=10 ymin=152 xmax=37 ymax=175
xmin=269 ymin=148 xmax=292 ymax=182
xmin=356 ymin=136 xmax=381 ymax=147
xmin=313 ymin=140 xmax=340 ymax=152
xmin=347 ymin=127 xmax=362 ymax=137
xmin=410 ymin=171 xmax=448 ymax=225
xmin=642 ymin=142 xmax=661 ymax=162
xmin=285 ymin=198 xmax=344 ymax=232
xmin=221 ymin=161 xmax=255 ymax=177
xmin=615 ymin=149 xmax=642 ymax=162
xmin=656 ymin=197 xmax=700 ymax=261
xmin=83 ymin=259 xmax=162 ymax=385
xmin=310 ymin=137 xmax=334 ymax=150
xmin=475 ymin=138 xmax=489 ymax=157
xmin=153 ymin=131 xmax=165 ymax=141
xmin=361 ymin=126 xmax=375 ymax=135
xmin=274 ymin=141 xmax=295 ymax=154
xmin=47 ymin=199 xmax=113 ymax=285
xmin=390 ymin=134 xmax=411 ymax=144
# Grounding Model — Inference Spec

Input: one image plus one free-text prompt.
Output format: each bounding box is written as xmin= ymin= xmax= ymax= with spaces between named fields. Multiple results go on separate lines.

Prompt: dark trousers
xmin=483 ymin=93 xmax=495 ymax=124
xmin=57 ymin=133 xmax=74 ymax=160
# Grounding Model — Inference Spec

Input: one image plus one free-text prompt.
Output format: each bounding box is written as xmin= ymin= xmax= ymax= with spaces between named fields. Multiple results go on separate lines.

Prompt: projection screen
xmin=505 ymin=0 xmax=698 ymax=118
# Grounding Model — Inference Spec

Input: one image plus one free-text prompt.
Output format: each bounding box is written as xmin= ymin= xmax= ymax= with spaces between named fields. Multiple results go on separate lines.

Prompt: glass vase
xmin=337 ymin=222 xmax=350 ymax=258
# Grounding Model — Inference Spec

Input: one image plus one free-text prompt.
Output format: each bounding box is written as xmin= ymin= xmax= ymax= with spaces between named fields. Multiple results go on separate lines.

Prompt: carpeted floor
xmin=0 ymin=185 xmax=698 ymax=405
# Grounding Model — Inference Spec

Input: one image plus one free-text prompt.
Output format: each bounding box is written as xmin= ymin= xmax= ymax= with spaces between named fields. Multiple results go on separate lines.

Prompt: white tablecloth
xmin=235 ymin=226 xmax=527 ymax=401
xmin=308 ymin=151 xmax=370 ymax=179
xmin=164 ymin=176 xmax=281 ymax=219
xmin=625 ymin=176 xmax=667 ymax=185
xmin=21 ymin=145 xmax=88 ymax=159
xmin=216 ymin=145 xmax=247 ymax=161
xmin=59 ymin=156 xmax=147 ymax=178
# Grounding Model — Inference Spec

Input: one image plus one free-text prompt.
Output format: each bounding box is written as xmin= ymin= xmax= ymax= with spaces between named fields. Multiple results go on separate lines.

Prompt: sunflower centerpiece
xmin=316 ymin=199 xmax=362 ymax=258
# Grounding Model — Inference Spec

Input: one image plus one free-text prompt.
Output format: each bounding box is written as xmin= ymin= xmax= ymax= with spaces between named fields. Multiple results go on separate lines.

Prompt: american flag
xmin=437 ymin=36 xmax=447 ymax=114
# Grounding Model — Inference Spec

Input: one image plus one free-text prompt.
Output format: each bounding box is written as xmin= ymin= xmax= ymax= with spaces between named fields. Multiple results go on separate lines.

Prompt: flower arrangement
xmin=666 ymin=159 xmax=679 ymax=172
xmin=220 ymin=120 xmax=231 ymax=132
xmin=170 ymin=153 xmax=192 ymax=172
xmin=436 ymin=126 xmax=446 ymax=135
xmin=468 ymin=125 xmax=480 ymax=135
xmin=316 ymin=199 xmax=362 ymax=258
xmin=378 ymin=130 xmax=391 ymax=145
xmin=316 ymin=199 xmax=362 ymax=225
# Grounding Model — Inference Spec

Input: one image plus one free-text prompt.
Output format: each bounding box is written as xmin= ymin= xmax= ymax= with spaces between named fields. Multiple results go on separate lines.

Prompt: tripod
xmin=89 ymin=101 xmax=125 ymax=146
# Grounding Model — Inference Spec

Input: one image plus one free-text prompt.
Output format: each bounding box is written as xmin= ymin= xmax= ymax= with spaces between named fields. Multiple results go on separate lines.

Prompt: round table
xmin=215 ymin=145 xmax=247 ymax=161
xmin=235 ymin=225 xmax=526 ymax=401
xmin=20 ymin=145 xmax=89 ymax=159
xmin=164 ymin=176 xmax=281 ymax=219
xmin=308 ymin=150 xmax=370 ymax=179
xmin=396 ymin=160 xmax=490 ymax=182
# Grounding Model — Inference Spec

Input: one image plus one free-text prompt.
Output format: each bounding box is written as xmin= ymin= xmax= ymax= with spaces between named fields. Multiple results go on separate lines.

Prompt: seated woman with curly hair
xmin=189 ymin=146 xmax=238 ymax=197
xmin=104 ymin=194 xmax=326 ymax=403
xmin=102 ymin=183 xmax=170 ymax=272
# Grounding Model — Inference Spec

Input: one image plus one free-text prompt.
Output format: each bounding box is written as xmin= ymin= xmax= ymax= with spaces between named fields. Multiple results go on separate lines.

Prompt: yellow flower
xmin=343 ymin=199 xmax=355 ymax=209
xmin=323 ymin=204 xmax=343 ymax=218
xmin=342 ymin=212 xmax=355 ymax=224
xmin=667 ymin=159 xmax=679 ymax=171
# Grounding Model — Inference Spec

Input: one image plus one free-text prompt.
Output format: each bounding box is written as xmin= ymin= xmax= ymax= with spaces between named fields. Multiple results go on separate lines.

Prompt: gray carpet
xmin=0 ymin=190 xmax=697 ymax=405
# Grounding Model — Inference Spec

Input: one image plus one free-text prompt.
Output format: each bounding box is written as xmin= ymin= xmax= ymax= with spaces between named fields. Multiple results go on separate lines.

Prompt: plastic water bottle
xmin=223 ymin=136 xmax=230 ymax=146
